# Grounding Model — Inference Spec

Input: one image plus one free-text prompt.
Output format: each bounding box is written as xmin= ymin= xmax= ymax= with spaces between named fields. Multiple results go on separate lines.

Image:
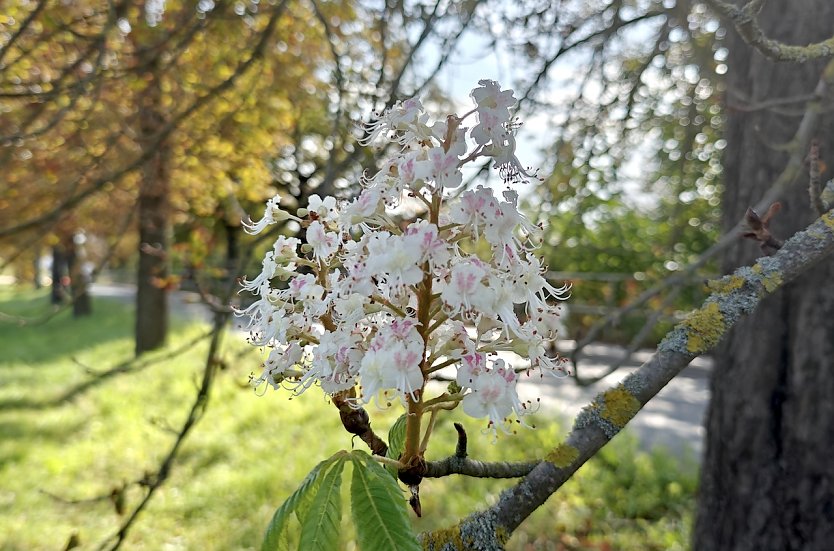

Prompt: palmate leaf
xmin=385 ymin=414 xmax=407 ymax=478
xmin=261 ymin=454 xmax=345 ymax=551
xmin=350 ymin=450 xmax=420 ymax=551
xmin=298 ymin=458 xmax=346 ymax=551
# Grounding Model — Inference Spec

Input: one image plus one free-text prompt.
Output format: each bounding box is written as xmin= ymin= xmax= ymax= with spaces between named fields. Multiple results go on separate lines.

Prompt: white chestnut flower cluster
xmin=237 ymin=80 xmax=569 ymax=433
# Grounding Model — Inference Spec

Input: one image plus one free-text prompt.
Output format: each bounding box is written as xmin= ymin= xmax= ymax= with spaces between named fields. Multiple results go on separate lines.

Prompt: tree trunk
xmin=134 ymin=56 xmax=170 ymax=355
xmin=50 ymin=244 xmax=67 ymax=305
xmin=66 ymin=233 xmax=92 ymax=317
xmin=33 ymin=245 xmax=41 ymax=289
xmin=694 ymin=1 xmax=834 ymax=549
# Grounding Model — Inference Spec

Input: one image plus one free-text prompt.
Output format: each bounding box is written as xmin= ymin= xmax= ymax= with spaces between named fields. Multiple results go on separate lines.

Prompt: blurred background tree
xmin=481 ymin=0 xmax=727 ymax=347
xmin=0 ymin=0 xmax=481 ymax=351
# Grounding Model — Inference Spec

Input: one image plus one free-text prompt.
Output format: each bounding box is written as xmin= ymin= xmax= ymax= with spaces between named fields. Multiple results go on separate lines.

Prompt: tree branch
xmin=809 ymin=140 xmax=826 ymax=215
xmin=332 ymin=390 xmax=389 ymax=457
xmin=517 ymin=7 xmax=667 ymax=109
xmin=569 ymin=57 xmax=834 ymax=375
xmin=706 ymin=0 xmax=834 ymax=61
xmin=424 ymin=457 xmax=540 ymax=479
xmin=310 ymin=0 xmax=345 ymax=193
xmin=420 ymin=207 xmax=834 ymax=550
xmin=55 ymin=328 xmax=215 ymax=407
xmin=574 ymin=284 xmax=684 ymax=386
xmin=726 ymin=90 xmax=819 ymax=113
xmin=91 ymin=228 xmax=268 ymax=550
xmin=0 ymin=0 xmax=49 ymax=67
xmin=96 ymin=312 xmax=229 ymax=551
xmin=420 ymin=423 xmax=540 ymax=478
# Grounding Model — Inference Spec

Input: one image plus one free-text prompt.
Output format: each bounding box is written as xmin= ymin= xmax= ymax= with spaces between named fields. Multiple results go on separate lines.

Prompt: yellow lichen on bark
xmin=682 ymin=302 xmax=725 ymax=354
xmin=495 ymin=526 xmax=511 ymax=546
xmin=761 ymin=272 xmax=783 ymax=293
xmin=422 ymin=523 xmax=510 ymax=550
xmin=750 ymin=263 xmax=782 ymax=292
xmin=545 ymin=443 xmax=580 ymax=468
xmin=598 ymin=386 xmax=641 ymax=428
xmin=822 ymin=210 xmax=834 ymax=230
xmin=707 ymin=274 xmax=746 ymax=294
xmin=423 ymin=525 xmax=464 ymax=550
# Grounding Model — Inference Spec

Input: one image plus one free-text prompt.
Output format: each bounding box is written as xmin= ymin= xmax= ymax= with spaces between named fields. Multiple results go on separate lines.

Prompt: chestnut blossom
xmin=306 ymin=220 xmax=339 ymax=260
xmin=306 ymin=194 xmax=339 ymax=223
xmin=461 ymin=360 xmax=527 ymax=430
xmin=242 ymin=194 xmax=293 ymax=234
xmin=237 ymin=80 xmax=569 ymax=434
xmin=440 ymin=259 xmax=489 ymax=315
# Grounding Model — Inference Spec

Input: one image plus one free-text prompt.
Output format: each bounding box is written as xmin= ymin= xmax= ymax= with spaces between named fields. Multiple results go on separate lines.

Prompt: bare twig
xmin=517 ymin=8 xmax=667 ymax=109
xmin=383 ymin=0 xmax=443 ymax=109
xmin=809 ymin=140 xmax=826 ymax=215
xmin=40 ymin=488 xmax=113 ymax=506
xmin=742 ymin=203 xmax=784 ymax=254
xmin=92 ymin=218 xmax=267 ymax=549
xmin=55 ymin=328 xmax=215 ymax=406
xmin=96 ymin=311 xmax=229 ymax=551
xmin=409 ymin=0 xmax=484 ymax=101
xmin=310 ymin=0 xmax=346 ymax=193
xmin=727 ymin=91 xmax=819 ymax=113
xmin=573 ymin=285 xmax=684 ymax=386
xmin=453 ymin=422 xmax=467 ymax=458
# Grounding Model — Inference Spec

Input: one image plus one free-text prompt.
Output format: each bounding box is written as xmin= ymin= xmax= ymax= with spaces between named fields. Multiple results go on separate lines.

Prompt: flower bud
xmin=273 ymin=208 xmax=291 ymax=222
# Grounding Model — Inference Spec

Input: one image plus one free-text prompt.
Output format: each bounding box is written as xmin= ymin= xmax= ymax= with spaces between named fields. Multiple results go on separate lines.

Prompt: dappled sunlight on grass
xmin=0 ymin=287 xmax=696 ymax=550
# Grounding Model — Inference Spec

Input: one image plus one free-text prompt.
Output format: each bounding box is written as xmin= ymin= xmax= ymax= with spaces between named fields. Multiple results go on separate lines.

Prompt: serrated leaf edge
xmin=261 ymin=454 xmax=343 ymax=551
xmin=350 ymin=451 xmax=419 ymax=551
xmin=298 ymin=458 xmax=346 ymax=551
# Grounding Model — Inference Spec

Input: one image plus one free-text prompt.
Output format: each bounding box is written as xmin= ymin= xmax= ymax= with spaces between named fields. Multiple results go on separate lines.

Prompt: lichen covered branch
xmin=569 ymin=58 xmax=834 ymax=373
xmin=420 ymin=208 xmax=834 ymax=550
xmin=706 ymin=0 xmax=834 ymax=62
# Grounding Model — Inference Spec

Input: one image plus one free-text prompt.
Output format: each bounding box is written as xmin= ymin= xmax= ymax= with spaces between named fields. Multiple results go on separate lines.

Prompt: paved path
xmin=91 ymin=282 xmax=215 ymax=323
xmin=516 ymin=344 xmax=711 ymax=459
xmin=90 ymin=283 xmax=711 ymax=460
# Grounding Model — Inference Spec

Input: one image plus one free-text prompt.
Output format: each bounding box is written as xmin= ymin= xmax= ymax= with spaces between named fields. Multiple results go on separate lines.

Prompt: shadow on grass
xmin=0 ymin=289 xmax=213 ymax=411
xmin=0 ymin=291 xmax=130 ymax=365
xmin=0 ymin=331 xmax=211 ymax=412
xmin=0 ymin=418 xmax=88 ymax=464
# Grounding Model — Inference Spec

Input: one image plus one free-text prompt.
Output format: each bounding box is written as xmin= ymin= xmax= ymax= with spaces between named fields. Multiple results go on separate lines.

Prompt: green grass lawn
xmin=0 ymin=287 xmax=696 ymax=550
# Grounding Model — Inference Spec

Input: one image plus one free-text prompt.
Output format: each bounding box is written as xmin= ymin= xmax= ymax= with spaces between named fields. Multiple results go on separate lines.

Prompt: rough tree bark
xmin=695 ymin=1 xmax=834 ymax=548
xmin=66 ymin=233 xmax=92 ymax=317
xmin=134 ymin=54 xmax=170 ymax=355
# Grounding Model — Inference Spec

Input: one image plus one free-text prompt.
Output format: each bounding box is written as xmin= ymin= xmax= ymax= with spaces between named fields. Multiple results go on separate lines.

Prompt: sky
xmin=413 ymin=5 xmax=698 ymax=213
